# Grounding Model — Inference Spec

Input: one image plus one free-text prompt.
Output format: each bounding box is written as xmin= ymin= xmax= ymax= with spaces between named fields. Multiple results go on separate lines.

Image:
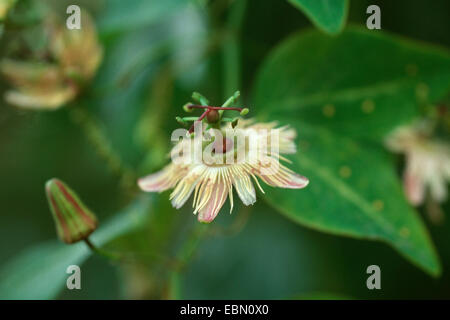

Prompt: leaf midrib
xmin=261 ymin=75 xmax=443 ymax=113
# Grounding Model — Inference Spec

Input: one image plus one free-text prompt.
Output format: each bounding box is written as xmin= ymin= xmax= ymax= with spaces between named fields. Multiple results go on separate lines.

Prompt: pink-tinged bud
xmin=45 ymin=178 xmax=98 ymax=244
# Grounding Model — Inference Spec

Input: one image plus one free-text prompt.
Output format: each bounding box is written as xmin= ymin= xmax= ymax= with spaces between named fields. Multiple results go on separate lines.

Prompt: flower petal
xmin=170 ymin=166 xmax=205 ymax=209
xmin=138 ymin=164 xmax=186 ymax=192
xmin=198 ymin=180 xmax=228 ymax=223
xmin=232 ymin=167 xmax=256 ymax=206
xmin=4 ymin=87 xmax=77 ymax=110
xmin=429 ymin=174 xmax=447 ymax=203
xmin=254 ymin=158 xmax=309 ymax=189
xmin=403 ymin=168 xmax=425 ymax=205
xmin=1 ymin=59 xmax=77 ymax=109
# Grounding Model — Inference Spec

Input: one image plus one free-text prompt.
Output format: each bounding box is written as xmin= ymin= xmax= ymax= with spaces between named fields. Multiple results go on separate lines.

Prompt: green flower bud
xmin=45 ymin=178 xmax=98 ymax=244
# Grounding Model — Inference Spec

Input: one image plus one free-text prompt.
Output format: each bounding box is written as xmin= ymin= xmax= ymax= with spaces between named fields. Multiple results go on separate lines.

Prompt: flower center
xmin=213 ymin=137 xmax=234 ymax=154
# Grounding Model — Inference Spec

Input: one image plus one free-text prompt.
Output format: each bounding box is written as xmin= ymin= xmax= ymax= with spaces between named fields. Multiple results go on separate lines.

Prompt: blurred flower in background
xmin=0 ymin=8 xmax=102 ymax=110
xmin=386 ymin=122 xmax=450 ymax=207
xmin=0 ymin=0 xmax=16 ymax=22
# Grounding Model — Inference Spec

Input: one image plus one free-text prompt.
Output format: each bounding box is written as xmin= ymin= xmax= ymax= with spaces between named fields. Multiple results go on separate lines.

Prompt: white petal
xmin=403 ymin=169 xmax=425 ymax=205
xmin=170 ymin=167 xmax=205 ymax=209
xmin=138 ymin=164 xmax=183 ymax=192
xmin=198 ymin=181 xmax=228 ymax=223
xmin=232 ymin=169 xmax=256 ymax=206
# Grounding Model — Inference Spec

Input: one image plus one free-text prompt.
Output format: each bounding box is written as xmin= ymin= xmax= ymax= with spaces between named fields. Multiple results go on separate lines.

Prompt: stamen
xmin=182 ymin=92 xmax=248 ymax=135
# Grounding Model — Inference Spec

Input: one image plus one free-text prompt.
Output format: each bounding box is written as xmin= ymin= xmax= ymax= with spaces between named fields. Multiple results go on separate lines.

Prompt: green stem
xmin=68 ymin=107 xmax=137 ymax=193
xmin=174 ymin=224 xmax=209 ymax=272
xmin=84 ymin=238 xmax=121 ymax=261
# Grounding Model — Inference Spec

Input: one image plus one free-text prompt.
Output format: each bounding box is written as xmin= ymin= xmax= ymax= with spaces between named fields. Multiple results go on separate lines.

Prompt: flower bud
xmin=45 ymin=178 xmax=98 ymax=244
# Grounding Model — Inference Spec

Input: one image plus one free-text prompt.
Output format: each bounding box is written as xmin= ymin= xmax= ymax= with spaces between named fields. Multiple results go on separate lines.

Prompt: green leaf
xmin=254 ymin=27 xmax=450 ymax=140
xmin=287 ymin=0 xmax=348 ymax=34
xmin=252 ymin=28 xmax=446 ymax=276
xmin=264 ymin=126 xmax=440 ymax=275
xmin=0 ymin=196 xmax=153 ymax=299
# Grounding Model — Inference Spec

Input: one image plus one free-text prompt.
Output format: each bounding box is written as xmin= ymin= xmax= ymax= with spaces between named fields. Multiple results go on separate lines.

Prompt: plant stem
xmin=84 ymin=238 xmax=121 ymax=261
xmin=174 ymin=224 xmax=210 ymax=272
xmin=68 ymin=107 xmax=137 ymax=193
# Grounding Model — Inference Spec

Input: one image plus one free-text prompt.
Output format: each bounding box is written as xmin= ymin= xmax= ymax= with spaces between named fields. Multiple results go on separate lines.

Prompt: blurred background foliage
xmin=0 ymin=0 xmax=449 ymax=299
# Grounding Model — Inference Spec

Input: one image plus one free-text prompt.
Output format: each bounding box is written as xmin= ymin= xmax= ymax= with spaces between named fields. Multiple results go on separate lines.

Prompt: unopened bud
xmin=45 ymin=178 xmax=98 ymax=244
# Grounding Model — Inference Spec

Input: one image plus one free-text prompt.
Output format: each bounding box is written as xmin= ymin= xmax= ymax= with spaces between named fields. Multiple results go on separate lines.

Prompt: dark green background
xmin=0 ymin=0 xmax=449 ymax=299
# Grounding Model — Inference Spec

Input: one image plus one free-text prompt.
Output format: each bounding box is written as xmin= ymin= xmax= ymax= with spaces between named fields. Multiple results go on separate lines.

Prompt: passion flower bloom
xmin=0 ymin=9 xmax=102 ymax=110
xmin=138 ymin=99 xmax=308 ymax=223
xmin=386 ymin=124 xmax=450 ymax=205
